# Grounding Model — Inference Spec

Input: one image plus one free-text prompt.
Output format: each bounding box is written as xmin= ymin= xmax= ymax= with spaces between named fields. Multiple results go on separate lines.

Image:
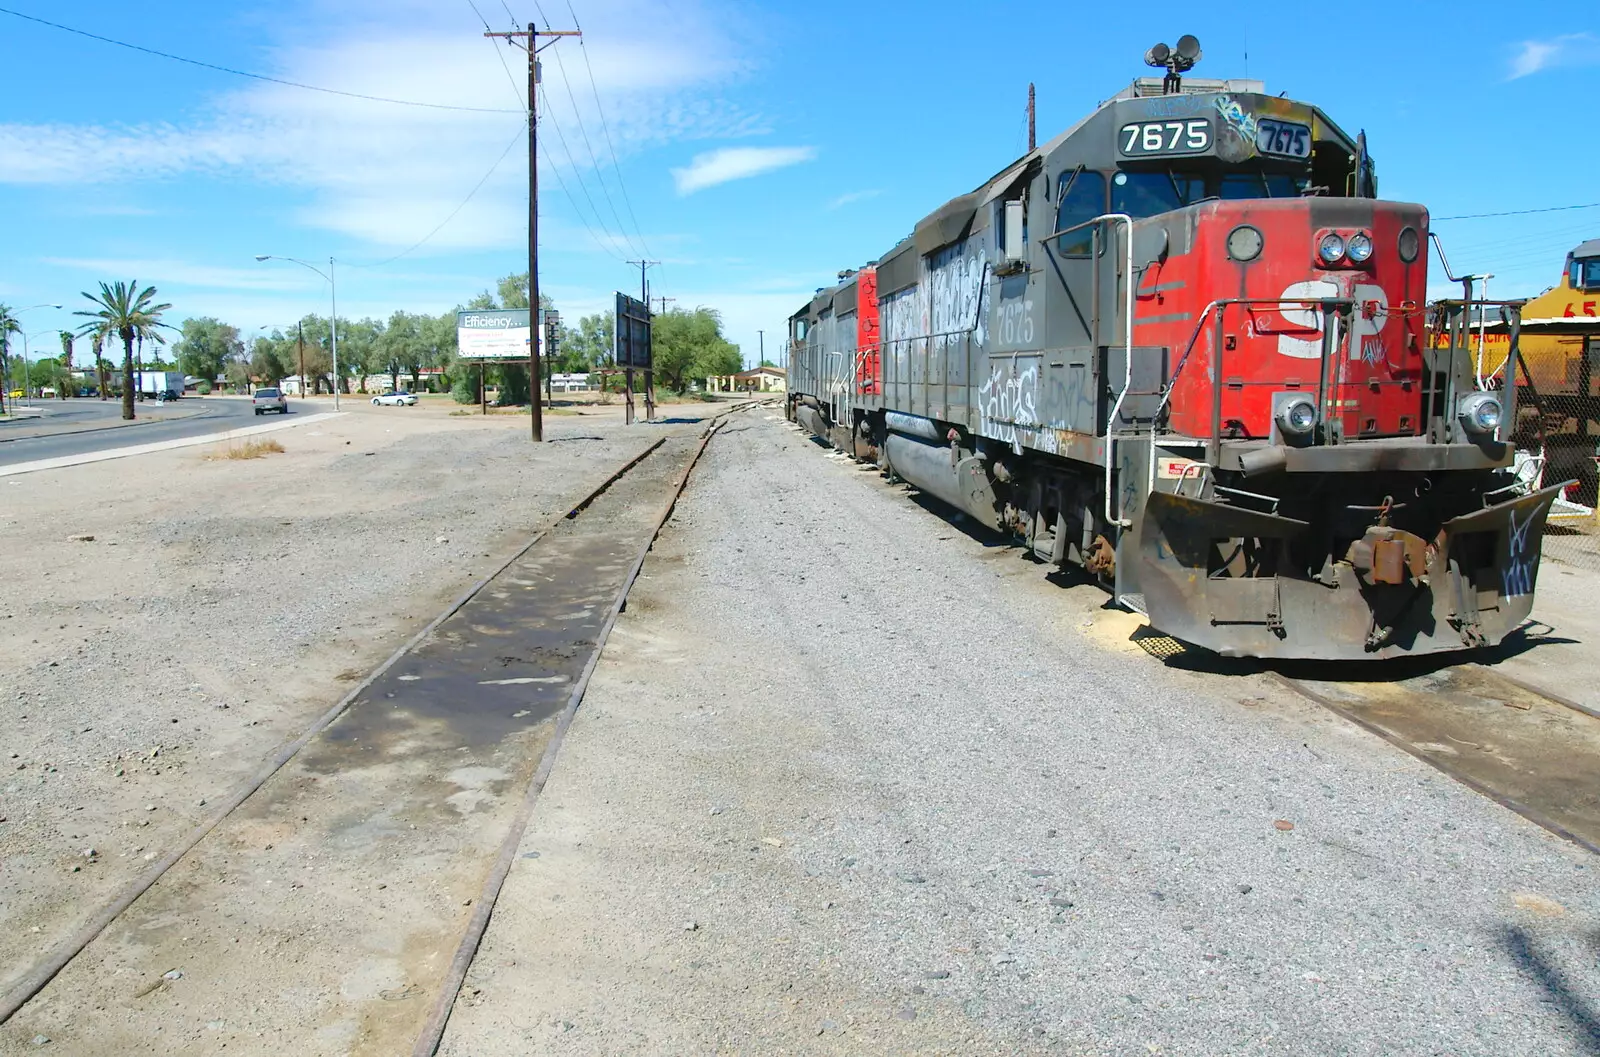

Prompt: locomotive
xmin=784 ymin=39 xmax=1567 ymax=661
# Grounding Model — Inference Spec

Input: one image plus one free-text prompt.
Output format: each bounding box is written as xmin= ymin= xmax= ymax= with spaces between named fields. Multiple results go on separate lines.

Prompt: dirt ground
xmin=4 ymin=398 xmax=1595 ymax=1055
xmin=0 ymin=401 xmax=707 ymax=1048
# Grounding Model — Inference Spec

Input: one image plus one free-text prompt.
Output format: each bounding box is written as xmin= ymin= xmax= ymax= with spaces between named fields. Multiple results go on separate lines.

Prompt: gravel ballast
xmin=438 ymin=410 xmax=1600 ymax=1057
xmin=0 ymin=405 xmax=684 ymax=1006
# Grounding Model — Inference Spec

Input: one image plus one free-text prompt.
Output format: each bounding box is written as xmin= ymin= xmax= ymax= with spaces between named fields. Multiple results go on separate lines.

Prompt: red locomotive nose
xmin=1140 ymin=199 xmax=1429 ymax=443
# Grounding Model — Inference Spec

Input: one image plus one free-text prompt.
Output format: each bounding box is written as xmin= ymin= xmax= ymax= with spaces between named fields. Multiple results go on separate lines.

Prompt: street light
xmin=255 ymin=256 xmax=339 ymax=410
xmin=9 ymin=305 xmax=61 ymax=408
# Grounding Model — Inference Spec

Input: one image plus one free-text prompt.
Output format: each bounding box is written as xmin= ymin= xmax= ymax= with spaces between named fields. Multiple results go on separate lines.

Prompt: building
xmin=706 ymin=366 xmax=786 ymax=393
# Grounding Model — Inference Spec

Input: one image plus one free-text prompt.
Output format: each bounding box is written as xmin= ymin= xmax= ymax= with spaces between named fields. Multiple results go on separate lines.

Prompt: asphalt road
xmin=0 ymin=398 xmax=292 ymax=467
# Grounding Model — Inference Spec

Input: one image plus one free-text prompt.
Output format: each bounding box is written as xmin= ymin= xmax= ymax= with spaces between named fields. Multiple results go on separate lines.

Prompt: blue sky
xmin=0 ymin=0 xmax=1594 ymax=366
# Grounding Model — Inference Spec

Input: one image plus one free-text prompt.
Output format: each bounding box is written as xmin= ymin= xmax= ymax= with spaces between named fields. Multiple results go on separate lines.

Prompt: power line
xmin=536 ymin=83 xmax=630 ymax=258
xmin=545 ymin=39 xmax=644 ymax=257
xmin=0 ymin=4 xmax=523 ymax=114
xmin=538 ymin=138 xmax=628 ymax=261
xmin=466 ymin=0 xmax=528 ymax=109
xmin=1434 ymin=201 xmax=1600 ymax=221
xmin=347 ymin=125 xmax=527 ymax=269
xmin=567 ymin=1 xmax=653 ymax=259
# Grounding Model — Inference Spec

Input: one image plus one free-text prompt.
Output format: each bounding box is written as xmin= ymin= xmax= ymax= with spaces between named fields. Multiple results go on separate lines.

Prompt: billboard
xmin=457 ymin=308 xmax=550 ymax=361
xmin=614 ymin=293 xmax=653 ymax=369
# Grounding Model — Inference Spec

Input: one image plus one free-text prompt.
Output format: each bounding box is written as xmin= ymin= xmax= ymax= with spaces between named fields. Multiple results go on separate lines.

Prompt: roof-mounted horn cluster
xmin=1144 ymin=35 xmax=1202 ymax=95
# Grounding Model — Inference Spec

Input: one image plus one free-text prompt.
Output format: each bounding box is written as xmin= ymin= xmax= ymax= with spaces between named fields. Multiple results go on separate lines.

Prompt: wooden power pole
xmin=485 ymin=22 xmax=581 ymax=443
xmin=1027 ymin=82 xmax=1036 ymax=151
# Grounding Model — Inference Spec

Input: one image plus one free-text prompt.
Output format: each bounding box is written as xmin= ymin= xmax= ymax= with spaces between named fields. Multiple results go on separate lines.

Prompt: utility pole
xmin=1027 ymin=82 xmax=1036 ymax=152
xmin=297 ymin=323 xmax=306 ymax=399
xmin=626 ymin=259 xmax=658 ymax=422
xmin=485 ymin=22 xmax=581 ymax=443
xmin=653 ymin=296 xmax=674 ymax=315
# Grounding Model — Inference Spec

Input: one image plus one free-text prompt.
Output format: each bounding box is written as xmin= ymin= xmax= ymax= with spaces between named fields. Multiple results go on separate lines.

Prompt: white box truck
xmin=136 ymin=371 xmax=186 ymax=399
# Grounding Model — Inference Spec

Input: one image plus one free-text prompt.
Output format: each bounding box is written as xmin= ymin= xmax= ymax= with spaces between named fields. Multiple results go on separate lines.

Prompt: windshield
xmin=1218 ymin=169 xmax=1305 ymax=200
xmin=1112 ymin=171 xmax=1204 ymax=217
xmin=1580 ymin=258 xmax=1600 ymax=291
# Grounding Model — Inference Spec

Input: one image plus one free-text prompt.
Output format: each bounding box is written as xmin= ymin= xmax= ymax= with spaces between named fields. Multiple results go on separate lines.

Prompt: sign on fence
xmin=614 ymin=293 xmax=652 ymax=369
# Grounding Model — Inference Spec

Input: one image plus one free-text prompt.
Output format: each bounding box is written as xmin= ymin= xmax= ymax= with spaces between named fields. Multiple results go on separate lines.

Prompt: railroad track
xmin=0 ymin=404 xmax=756 ymax=1054
xmin=1272 ymin=663 xmax=1600 ymax=855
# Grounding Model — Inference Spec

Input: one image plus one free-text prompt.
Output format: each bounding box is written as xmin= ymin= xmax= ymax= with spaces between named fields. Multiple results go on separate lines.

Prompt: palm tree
xmin=0 ymin=304 xmax=19 ymax=415
xmin=75 ymin=281 xmax=172 ymax=421
xmin=58 ymin=331 xmax=75 ymax=399
xmin=92 ymin=334 xmax=108 ymax=399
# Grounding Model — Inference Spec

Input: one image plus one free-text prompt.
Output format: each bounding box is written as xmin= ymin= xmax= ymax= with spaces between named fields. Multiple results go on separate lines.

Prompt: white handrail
xmin=1098 ymin=213 xmax=1135 ymax=528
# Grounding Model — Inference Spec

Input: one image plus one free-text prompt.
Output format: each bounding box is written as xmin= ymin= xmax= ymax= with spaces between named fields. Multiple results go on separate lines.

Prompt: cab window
xmin=1054 ymin=169 xmax=1106 ymax=256
xmin=1580 ymin=258 xmax=1600 ymax=292
xmin=1112 ymin=170 xmax=1204 ymax=218
xmin=1218 ymin=171 xmax=1304 ymax=199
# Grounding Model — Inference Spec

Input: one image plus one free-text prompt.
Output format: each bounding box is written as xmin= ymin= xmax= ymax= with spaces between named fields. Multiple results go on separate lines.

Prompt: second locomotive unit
xmin=785 ymin=39 xmax=1565 ymax=661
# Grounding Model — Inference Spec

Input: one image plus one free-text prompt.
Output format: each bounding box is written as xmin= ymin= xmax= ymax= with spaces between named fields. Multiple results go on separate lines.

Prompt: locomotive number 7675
xmin=1118 ymin=119 xmax=1211 ymax=156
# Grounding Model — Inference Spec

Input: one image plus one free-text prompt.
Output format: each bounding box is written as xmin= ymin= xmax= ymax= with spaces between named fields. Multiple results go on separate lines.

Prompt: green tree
xmin=652 ymin=307 xmax=740 ymax=393
xmin=173 ymin=317 xmax=243 ymax=386
xmin=0 ymin=305 xmax=19 ymax=412
xmin=90 ymin=334 xmax=109 ymax=399
xmin=495 ymin=363 xmax=529 ymax=406
xmin=28 ymin=357 xmax=59 ymax=390
xmin=249 ymin=336 xmax=290 ymax=386
xmin=377 ymin=311 xmax=422 ymax=391
xmin=560 ymin=312 xmax=613 ymax=372
xmin=74 ymin=281 xmax=173 ymax=421
xmin=58 ymin=332 xmax=75 ymax=398
xmin=334 ymin=317 xmax=383 ymax=393
xmin=420 ymin=312 xmax=456 ymax=390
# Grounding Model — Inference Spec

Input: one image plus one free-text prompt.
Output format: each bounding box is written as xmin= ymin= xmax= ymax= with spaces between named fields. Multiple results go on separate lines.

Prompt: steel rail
xmin=0 ymin=422 xmax=706 ymax=1025
xmin=1271 ymin=670 xmax=1600 ymax=857
xmin=410 ymin=409 xmax=740 ymax=1056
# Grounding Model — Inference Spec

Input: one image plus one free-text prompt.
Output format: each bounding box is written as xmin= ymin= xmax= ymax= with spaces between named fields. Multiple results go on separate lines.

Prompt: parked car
xmin=155 ymin=388 xmax=180 ymax=403
xmin=252 ymin=388 xmax=288 ymax=415
xmin=371 ymin=390 xmax=418 ymax=406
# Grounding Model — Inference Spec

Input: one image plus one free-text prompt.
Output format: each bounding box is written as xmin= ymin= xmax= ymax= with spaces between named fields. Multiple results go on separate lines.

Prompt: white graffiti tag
xmin=977 ymin=361 xmax=1039 ymax=455
xmin=1502 ymin=506 xmax=1535 ymax=598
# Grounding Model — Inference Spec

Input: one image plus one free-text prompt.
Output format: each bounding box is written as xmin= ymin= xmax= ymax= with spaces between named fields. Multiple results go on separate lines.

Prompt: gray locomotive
xmin=784 ymin=45 xmax=1565 ymax=661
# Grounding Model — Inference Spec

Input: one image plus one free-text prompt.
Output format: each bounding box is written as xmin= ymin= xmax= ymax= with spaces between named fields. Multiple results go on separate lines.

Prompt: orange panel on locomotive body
xmin=785 ymin=61 xmax=1564 ymax=662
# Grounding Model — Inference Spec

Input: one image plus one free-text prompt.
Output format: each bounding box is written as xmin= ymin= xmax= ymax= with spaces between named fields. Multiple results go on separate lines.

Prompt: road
xmin=0 ymin=398 xmax=294 ymax=467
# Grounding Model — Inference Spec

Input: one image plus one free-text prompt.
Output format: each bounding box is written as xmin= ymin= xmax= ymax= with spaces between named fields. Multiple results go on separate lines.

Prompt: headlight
xmin=1346 ymin=231 xmax=1373 ymax=263
xmin=1398 ymin=226 xmax=1420 ymax=262
xmin=1227 ymin=225 xmax=1264 ymax=262
xmin=1277 ymin=396 xmax=1317 ymax=437
xmin=1459 ymin=392 xmax=1502 ymax=435
xmin=1318 ymin=232 xmax=1346 ymax=265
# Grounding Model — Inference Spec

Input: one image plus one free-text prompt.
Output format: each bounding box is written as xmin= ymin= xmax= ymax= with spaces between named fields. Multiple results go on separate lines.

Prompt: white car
xmin=371 ymin=391 xmax=418 ymax=406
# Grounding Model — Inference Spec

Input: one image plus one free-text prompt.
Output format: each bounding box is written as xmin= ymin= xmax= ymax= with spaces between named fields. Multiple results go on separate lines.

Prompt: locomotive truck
xmin=784 ymin=40 xmax=1566 ymax=661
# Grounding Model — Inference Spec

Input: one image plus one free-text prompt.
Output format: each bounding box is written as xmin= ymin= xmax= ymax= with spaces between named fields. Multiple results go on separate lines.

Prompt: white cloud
xmin=1508 ymin=33 xmax=1598 ymax=79
xmin=43 ymin=258 xmax=317 ymax=292
xmin=0 ymin=0 xmax=765 ymax=249
xmin=671 ymin=146 xmax=816 ymax=195
xmin=826 ymin=189 xmax=882 ymax=210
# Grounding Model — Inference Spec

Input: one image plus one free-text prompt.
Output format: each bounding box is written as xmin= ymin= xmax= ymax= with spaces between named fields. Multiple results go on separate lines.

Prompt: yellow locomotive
xmin=1438 ymin=239 xmax=1600 ymax=503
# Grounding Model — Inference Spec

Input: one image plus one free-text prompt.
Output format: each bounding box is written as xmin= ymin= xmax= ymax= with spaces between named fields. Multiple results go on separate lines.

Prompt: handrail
xmin=1143 ymin=295 xmax=1360 ymax=497
xmin=1095 ymin=213 xmax=1136 ymax=528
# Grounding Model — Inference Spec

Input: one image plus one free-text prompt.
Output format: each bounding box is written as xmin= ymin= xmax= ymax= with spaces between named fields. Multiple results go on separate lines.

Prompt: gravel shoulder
xmin=437 ymin=410 xmax=1600 ymax=1057
xmin=0 ymin=403 xmax=703 ymax=1039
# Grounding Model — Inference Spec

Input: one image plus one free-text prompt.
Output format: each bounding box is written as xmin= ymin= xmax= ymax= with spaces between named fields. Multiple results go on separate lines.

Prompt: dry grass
xmin=204 ymin=438 xmax=286 ymax=461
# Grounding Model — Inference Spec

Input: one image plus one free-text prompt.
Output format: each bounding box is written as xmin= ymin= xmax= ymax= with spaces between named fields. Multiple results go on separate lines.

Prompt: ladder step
xmin=1118 ymin=592 xmax=1147 ymax=615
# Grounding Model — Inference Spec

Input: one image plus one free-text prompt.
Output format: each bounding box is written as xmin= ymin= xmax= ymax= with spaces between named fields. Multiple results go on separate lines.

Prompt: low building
xmin=706 ymin=366 xmax=786 ymax=393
